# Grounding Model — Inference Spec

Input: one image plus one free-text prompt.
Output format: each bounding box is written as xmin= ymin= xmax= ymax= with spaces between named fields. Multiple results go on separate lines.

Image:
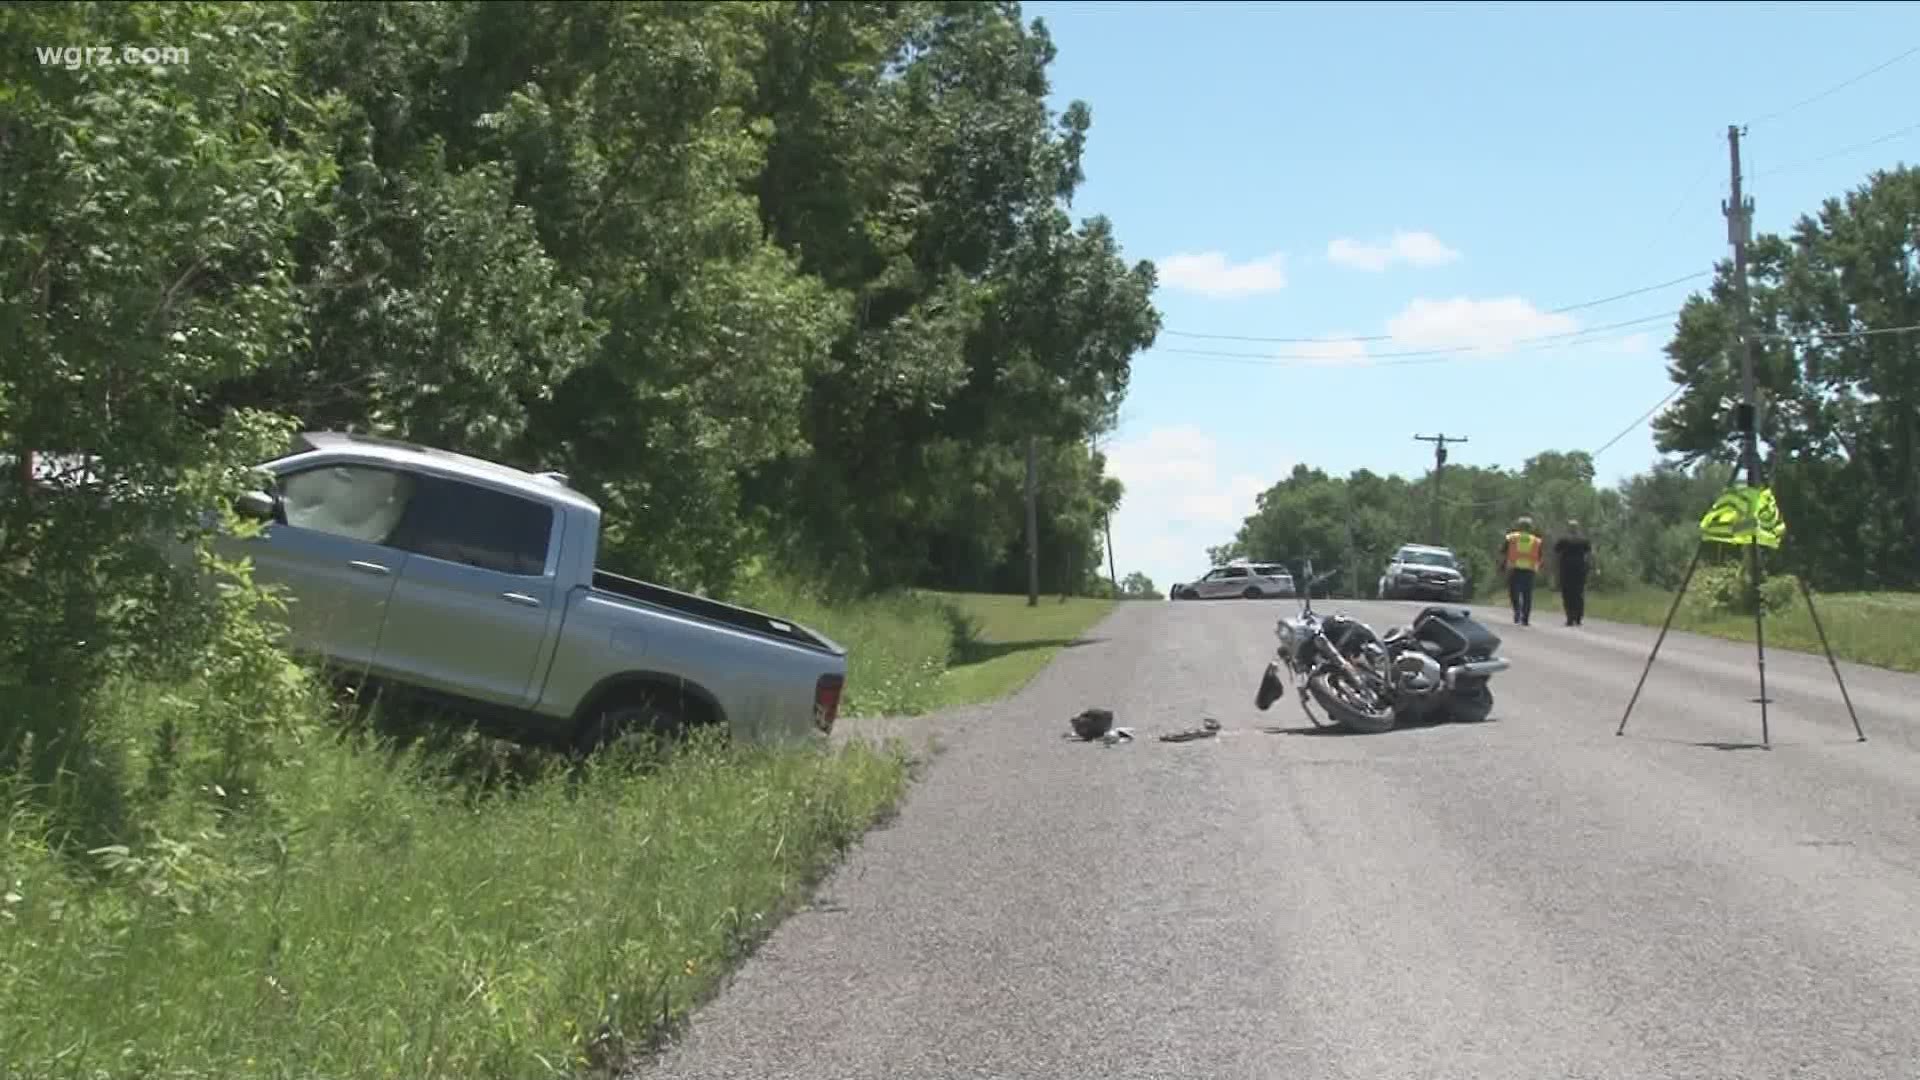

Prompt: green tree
xmin=1654 ymin=165 xmax=1920 ymax=590
xmin=741 ymin=2 xmax=1158 ymax=595
xmin=0 ymin=0 xmax=334 ymax=785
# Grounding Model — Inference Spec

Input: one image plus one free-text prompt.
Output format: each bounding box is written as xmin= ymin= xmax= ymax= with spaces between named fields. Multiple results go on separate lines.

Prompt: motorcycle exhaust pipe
xmin=1444 ymin=658 xmax=1510 ymax=689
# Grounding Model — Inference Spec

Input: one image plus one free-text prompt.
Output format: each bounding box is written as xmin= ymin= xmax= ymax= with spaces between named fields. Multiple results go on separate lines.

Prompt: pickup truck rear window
xmin=390 ymin=476 xmax=554 ymax=577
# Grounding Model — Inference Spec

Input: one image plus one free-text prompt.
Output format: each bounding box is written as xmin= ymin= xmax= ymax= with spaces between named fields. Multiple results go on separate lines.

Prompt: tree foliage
xmin=1655 ymin=165 xmax=1920 ymax=590
xmin=1 ymin=1 xmax=329 ymax=722
xmin=0 ymin=0 xmax=1157 ymax=741
xmin=1222 ymin=452 xmax=1749 ymax=601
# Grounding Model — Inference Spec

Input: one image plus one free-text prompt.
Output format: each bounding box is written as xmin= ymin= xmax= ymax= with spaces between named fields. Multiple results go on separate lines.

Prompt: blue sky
xmin=1023 ymin=0 xmax=1920 ymax=592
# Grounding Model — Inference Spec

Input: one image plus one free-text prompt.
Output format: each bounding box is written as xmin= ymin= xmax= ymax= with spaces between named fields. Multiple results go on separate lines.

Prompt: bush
xmin=1691 ymin=561 xmax=1802 ymax=616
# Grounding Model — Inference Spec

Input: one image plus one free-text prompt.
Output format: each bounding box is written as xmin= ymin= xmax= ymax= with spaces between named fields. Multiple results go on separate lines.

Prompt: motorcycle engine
xmin=1357 ymin=641 xmax=1390 ymax=670
xmin=1392 ymin=652 xmax=1444 ymax=695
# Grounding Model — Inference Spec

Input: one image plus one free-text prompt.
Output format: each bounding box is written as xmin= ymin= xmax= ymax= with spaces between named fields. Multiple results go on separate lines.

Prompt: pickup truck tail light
xmin=813 ymin=674 xmax=844 ymax=734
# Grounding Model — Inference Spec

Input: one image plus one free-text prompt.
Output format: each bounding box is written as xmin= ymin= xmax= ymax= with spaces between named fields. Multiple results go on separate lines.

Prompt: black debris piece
xmin=1069 ymin=708 xmax=1115 ymax=740
xmin=1159 ymin=718 xmax=1223 ymax=743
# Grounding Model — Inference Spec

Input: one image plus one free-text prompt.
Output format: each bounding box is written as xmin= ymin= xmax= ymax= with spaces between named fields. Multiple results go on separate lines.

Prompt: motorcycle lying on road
xmin=1253 ymin=559 xmax=1511 ymax=734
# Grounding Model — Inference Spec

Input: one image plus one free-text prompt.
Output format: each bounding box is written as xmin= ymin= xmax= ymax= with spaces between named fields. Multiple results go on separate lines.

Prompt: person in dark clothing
xmin=1552 ymin=519 xmax=1594 ymax=627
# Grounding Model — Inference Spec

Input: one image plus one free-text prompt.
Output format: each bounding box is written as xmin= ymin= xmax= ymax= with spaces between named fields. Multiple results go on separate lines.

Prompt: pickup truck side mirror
xmin=235 ymin=489 xmax=280 ymax=523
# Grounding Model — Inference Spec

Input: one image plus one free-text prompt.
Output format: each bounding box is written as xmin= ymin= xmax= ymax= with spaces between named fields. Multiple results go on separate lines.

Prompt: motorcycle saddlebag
xmin=1414 ymin=606 xmax=1502 ymax=660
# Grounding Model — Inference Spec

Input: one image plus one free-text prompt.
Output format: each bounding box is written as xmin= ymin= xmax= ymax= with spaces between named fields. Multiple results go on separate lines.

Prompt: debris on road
xmin=1069 ymin=707 xmax=1115 ymax=740
xmin=1069 ymin=709 xmax=1227 ymax=746
xmin=1159 ymin=718 xmax=1223 ymax=743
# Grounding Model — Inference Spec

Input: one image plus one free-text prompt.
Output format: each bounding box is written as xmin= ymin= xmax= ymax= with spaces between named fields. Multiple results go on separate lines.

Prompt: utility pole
xmin=1345 ymin=495 xmax=1359 ymax=599
xmin=1725 ymin=124 xmax=1762 ymax=488
xmin=1617 ymin=123 xmax=1869 ymax=748
xmin=1104 ymin=511 xmax=1118 ymax=594
xmin=1413 ymin=433 xmax=1468 ymax=543
xmin=1726 ymin=122 xmax=1775 ymax=736
xmin=1025 ymin=435 xmax=1040 ymax=607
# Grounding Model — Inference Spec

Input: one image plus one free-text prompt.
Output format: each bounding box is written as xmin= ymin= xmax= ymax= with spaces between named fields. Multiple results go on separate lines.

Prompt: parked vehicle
xmin=1376 ymin=543 xmax=1469 ymax=601
xmin=1171 ymin=560 xmax=1295 ymax=600
xmin=1255 ymin=558 xmax=1508 ymax=733
xmin=216 ymin=432 xmax=848 ymax=750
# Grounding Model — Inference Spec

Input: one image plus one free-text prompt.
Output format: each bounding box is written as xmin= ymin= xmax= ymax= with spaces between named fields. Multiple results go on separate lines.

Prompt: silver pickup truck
xmin=220 ymin=431 xmax=848 ymax=749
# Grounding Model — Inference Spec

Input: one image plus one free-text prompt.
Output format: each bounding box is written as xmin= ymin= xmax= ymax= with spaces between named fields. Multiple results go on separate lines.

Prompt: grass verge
xmin=1523 ymin=584 xmax=1920 ymax=674
xmin=3 ymin=706 xmax=908 ymax=1080
xmin=732 ymin=578 xmax=1117 ymax=718
xmin=923 ymin=592 xmax=1117 ymax=710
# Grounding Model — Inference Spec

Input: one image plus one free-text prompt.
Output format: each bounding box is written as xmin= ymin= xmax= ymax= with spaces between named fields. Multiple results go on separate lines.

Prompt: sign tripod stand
xmin=1613 ymin=476 xmax=1866 ymax=746
xmin=1616 ymin=123 xmax=1866 ymax=747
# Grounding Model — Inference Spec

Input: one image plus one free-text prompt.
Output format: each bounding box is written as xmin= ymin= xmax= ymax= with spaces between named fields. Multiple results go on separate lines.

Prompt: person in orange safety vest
xmin=1499 ymin=516 xmax=1545 ymax=626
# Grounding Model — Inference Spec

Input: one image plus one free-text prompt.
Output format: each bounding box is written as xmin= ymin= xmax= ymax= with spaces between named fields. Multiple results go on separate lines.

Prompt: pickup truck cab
xmin=222 ymin=431 xmax=848 ymax=749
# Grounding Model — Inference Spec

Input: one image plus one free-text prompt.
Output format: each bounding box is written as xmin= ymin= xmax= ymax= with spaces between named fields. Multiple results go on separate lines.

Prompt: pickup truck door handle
xmin=347 ymin=560 xmax=391 ymax=577
xmin=501 ymin=592 xmax=542 ymax=608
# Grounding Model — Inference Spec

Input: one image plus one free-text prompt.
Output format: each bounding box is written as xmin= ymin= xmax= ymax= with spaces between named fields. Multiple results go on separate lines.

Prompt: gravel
xmin=633 ymin=596 xmax=1920 ymax=1080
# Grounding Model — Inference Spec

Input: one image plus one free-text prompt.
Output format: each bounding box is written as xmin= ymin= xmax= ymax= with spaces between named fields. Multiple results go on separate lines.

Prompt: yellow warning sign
xmin=1699 ymin=485 xmax=1785 ymax=549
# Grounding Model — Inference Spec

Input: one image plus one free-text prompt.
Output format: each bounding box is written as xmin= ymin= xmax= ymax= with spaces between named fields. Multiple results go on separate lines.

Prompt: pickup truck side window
xmin=390 ymin=476 xmax=554 ymax=577
xmin=277 ymin=464 xmax=415 ymax=544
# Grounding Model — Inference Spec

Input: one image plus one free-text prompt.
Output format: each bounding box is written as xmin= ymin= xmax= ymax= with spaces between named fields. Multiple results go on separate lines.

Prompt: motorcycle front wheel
xmin=1306 ymin=670 xmax=1397 ymax=734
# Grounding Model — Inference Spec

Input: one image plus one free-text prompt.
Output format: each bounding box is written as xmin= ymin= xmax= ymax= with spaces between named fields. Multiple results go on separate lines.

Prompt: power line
xmin=1623 ymin=47 xmax=1919 ymax=286
xmin=1591 ymin=383 xmax=1685 ymax=461
xmin=1431 ymin=381 xmax=1688 ymax=512
xmin=1159 ymin=310 xmax=1678 ymax=368
xmin=1755 ymin=119 xmax=1920 ymax=179
xmin=1754 ymin=320 xmax=1920 ymax=342
xmin=1427 ymin=317 xmax=1920 ymax=512
xmin=1159 ymin=270 xmax=1709 ymax=345
xmin=1634 ymin=142 xmax=1726 ymax=267
xmin=1158 ymin=307 xmax=1920 ymax=375
xmin=1744 ymin=44 xmax=1920 ymax=129
xmin=1544 ymin=271 xmax=1710 ymax=316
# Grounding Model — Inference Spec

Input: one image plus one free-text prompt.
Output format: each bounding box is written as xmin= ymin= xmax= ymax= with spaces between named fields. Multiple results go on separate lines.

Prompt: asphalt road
xmin=636 ymin=596 xmax=1920 ymax=1080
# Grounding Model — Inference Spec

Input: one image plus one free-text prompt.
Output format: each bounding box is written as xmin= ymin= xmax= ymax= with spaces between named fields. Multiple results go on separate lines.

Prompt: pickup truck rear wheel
xmin=575 ymin=694 xmax=691 ymax=755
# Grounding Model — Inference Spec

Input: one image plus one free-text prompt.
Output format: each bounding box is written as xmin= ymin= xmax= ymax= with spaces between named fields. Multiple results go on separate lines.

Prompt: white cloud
xmin=1157 ymin=251 xmax=1288 ymax=298
xmin=1103 ymin=425 xmax=1282 ymax=592
xmin=1385 ymin=296 xmax=1578 ymax=353
xmin=1292 ymin=336 xmax=1371 ymax=366
xmin=1326 ymin=231 xmax=1461 ymax=272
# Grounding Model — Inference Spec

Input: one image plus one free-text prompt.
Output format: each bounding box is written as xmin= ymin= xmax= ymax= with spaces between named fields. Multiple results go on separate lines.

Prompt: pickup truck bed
xmin=589 ymin=571 xmax=843 ymax=657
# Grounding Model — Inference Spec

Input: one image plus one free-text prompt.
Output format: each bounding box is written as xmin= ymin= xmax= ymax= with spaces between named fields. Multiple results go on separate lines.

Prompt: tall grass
xmin=725 ymin=581 xmax=1120 ymax=716
xmin=2 ymin=577 xmax=1117 ymax=1080
xmin=922 ymin=592 xmax=1117 ymax=710
xmin=730 ymin=576 xmax=957 ymax=717
xmin=2 ymin=693 xmax=907 ymax=1080
xmin=1527 ymin=584 xmax=1920 ymax=674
